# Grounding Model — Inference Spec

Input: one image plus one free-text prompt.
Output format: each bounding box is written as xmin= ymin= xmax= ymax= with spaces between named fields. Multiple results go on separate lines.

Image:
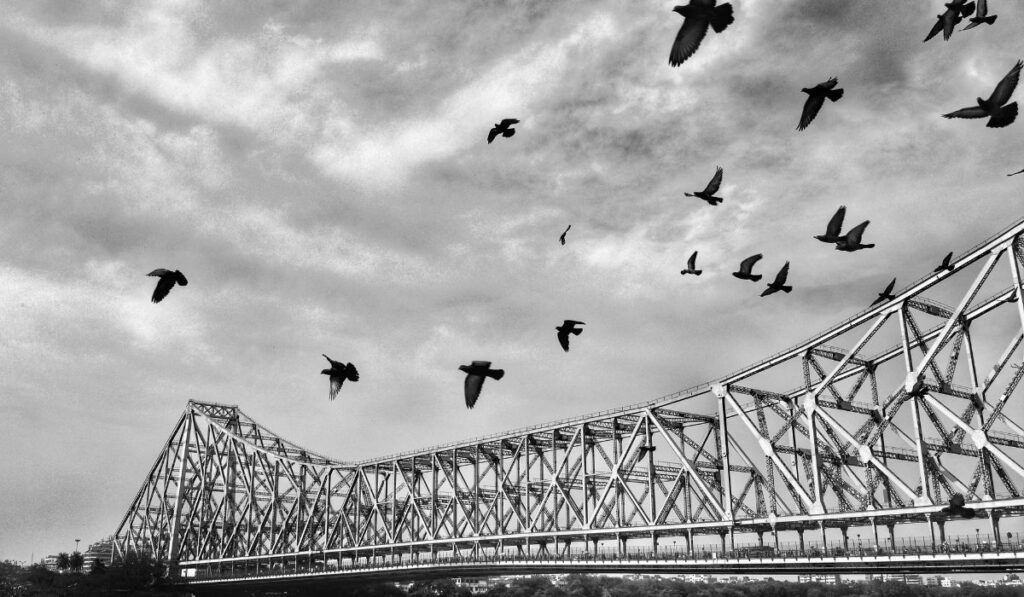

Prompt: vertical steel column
xmin=713 ymin=386 xmax=734 ymax=520
xmin=167 ymin=412 xmax=194 ymax=563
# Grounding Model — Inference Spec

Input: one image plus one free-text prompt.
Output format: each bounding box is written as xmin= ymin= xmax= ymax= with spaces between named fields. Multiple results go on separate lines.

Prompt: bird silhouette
xmin=559 ymin=225 xmax=571 ymax=245
xmin=798 ymin=77 xmax=844 ymax=131
xmin=147 ymin=269 xmax=188 ymax=303
xmin=941 ymin=493 xmax=977 ymax=518
xmin=459 ymin=361 xmax=504 ymax=408
xmin=488 ymin=118 xmax=520 ymax=143
xmin=321 ymin=355 xmax=359 ymax=401
xmin=761 ymin=262 xmax=792 ymax=297
xmin=814 ymin=206 xmax=847 ymax=243
xmin=835 ymin=221 xmax=875 ymax=252
xmin=924 ymin=0 xmax=975 ymax=41
xmin=943 ymin=59 xmax=1022 ymax=128
xmin=935 ymin=252 xmax=955 ymax=272
xmin=962 ymin=0 xmax=995 ymax=30
xmin=669 ymin=0 xmax=734 ymax=67
xmin=680 ymin=251 xmax=703 ymax=276
xmin=685 ymin=166 xmax=724 ymax=205
xmin=555 ymin=320 xmax=586 ymax=352
xmin=732 ymin=254 xmax=763 ymax=282
xmin=1009 ymin=168 xmax=1024 ymax=176
xmin=871 ymin=278 xmax=897 ymax=306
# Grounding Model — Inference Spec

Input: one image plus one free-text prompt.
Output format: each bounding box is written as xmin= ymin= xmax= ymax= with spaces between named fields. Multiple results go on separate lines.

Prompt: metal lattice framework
xmin=114 ymin=218 xmax=1024 ymax=569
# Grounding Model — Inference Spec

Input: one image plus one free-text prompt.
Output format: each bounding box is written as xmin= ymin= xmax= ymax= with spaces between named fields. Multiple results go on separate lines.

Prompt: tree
xmin=55 ymin=552 xmax=70 ymax=573
xmin=89 ymin=558 xmax=107 ymax=575
xmin=69 ymin=551 xmax=84 ymax=573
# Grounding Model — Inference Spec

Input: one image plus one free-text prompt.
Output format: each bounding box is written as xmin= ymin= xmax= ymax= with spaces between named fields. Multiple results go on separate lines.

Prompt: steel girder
xmin=113 ymin=218 xmax=1024 ymax=566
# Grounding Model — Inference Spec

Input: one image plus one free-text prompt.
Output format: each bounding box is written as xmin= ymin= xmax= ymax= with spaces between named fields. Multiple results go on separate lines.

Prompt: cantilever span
xmin=113 ymin=217 xmax=1024 ymax=584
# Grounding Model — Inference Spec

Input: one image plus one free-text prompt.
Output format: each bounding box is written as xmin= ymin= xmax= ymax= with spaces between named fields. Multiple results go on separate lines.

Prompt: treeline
xmin=394 ymin=575 xmax=1024 ymax=597
xmin=0 ymin=552 xmax=184 ymax=596
xmin=3 ymin=565 xmax=1021 ymax=597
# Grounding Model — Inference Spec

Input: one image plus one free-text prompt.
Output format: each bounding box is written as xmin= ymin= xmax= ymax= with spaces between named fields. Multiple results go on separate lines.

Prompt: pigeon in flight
xmin=669 ymin=0 xmax=734 ymax=67
xmin=680 ymin=251 xmax=703 ymax=276
xmin=559 ymin=225 xmax=571 ymax=246
xmin=941 ymin=493 xmax=977 ymax=518
xmin=814 ymin=206 xmax=847 ymax=243
xmin=459 ymin=361 xmax=504 ymax=408
xmin=1008 ymin=168 xmax=1024 ymax=176
xmin=962 ymin=0 xmax=996 ymax=30
xmin=147 ymin=269 xmax=188 ymax=303
xmin=924 ymin=0 xmax=975 ymax=41
xmin=321 ymin=355 xmax=359 ymax=401
xmin=761 ymin=262 xmax=792 ymax=297
xmin=488 ymin=119 xmax=520 ymax=143
xmin=798 ymin=77 xmax=844 ymax=131
xmin=684 ymin=166 xmax=724 ymax=205
xmin=555 ymin=320 xmax=586 ymax=352
xmin=943 ymin=59 xmax=1022 ymax=128
xmin=871 ymin=278 xmax=897 ymax=306
xmin=935 ymin=252 xmax=955 ymax=272
xmin=732 ymin=254 xmax=763 ymax=282
xmin=835 ymin=221 xmax=875 ymax=252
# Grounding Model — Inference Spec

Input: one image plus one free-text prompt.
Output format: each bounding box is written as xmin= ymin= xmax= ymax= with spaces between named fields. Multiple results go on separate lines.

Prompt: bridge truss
xmin=113 ymin=218 xmax=1024 ymax=576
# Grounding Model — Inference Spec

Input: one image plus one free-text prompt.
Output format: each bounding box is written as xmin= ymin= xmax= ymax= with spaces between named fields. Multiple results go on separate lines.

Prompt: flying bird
xmin=680 ymin=251 xmax=703 ymax=276
xmin=488 ymin=118 xmax=520 ymax=143
xmin=732 ymin=254 xmax=763 ymax=282
xmin=871 ymin=278 xmax=897 ymax=306
xmin=924 ymin=0 xmax=975 ymax=41
xmin=669 ymin=0 xmax=734 ymax=67
xmin=560 ymin=225 xmax=571 ymax=245
xmin=147 ymin=269 xmax=188 ymax=303
xmin=761 ymin=262 xmax=792 ymax=297
xmin=798 ymin=77 xmax=844 ymax=131
xmin=835 ymin=221 xmax=875 ymax=252
xmin=942 ymin=59 xmax=1022 ymax=128
xmin=941 ymin=493 xmax=977 ymax=518
xmin=321 ymin=355 xmax=359 ymax=401
xmin=962 ymin=0 xmax=996 ymax=30
xmin=684 ymin=166 xmax=724 ymax=205
xmin=814 ymin=205 xmax=847 ymax=243
xmin=935 ymin=252 xmax=955 ymax=272
xmin=555 ymin=320 xmax=586 ymax=352
xmin=459 ymin=361 xmax=504 ymax=408
xmin=1009 ymin=168 xmax=1024 ymax=176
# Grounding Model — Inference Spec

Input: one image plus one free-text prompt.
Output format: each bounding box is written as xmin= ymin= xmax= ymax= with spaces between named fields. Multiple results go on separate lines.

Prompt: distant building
xmin=940 ymin=578 xmax=959 ymax=588
xmin=685 ymin=574 xmax=710 ymax=583
xmin=798 ymin=574 xmax=840 ymax=584
xmin=82 ymin=537 xmax=113 ymax=570
xmin=925 ymin=576 xmax=943 ymax=586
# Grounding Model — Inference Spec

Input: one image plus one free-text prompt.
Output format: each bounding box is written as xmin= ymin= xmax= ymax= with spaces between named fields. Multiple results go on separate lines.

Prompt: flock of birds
xmin=140 ymin=0 xmax=1021 ymax=415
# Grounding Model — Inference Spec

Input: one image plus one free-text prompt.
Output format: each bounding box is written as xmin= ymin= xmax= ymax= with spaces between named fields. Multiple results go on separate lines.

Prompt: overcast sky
xmin=1 ymin=0 xmax=1023 ymax=562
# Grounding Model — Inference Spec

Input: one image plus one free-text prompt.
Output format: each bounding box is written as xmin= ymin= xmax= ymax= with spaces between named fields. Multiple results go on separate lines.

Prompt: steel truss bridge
xmin=114 ymin=218 xmax=1024 ymax=590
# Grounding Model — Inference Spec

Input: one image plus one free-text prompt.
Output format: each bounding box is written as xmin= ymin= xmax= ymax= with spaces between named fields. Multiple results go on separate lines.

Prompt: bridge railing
xmin=177 ymin=532 xmax=1024 ymax=584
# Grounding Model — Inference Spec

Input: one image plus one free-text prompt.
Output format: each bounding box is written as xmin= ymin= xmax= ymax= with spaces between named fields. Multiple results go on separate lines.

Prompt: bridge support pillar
xmin=687 ymin=529 xmax=693 ymax=556
xmin=757 ymin=531 xmax=764 ymax=547
xmin=819 ymin=521 xmax=827 ymax=551
xmin=772 ymin=526 xmax=779 ymax=552
xmin=651 ymin=532 xmax=659 ymax=555
xmin=617 ymin=534 xmax=626 ymax=556
xmin=797 ymin=529 xmax=805 ymax=554
xmin=927 ymin=515 xmax=937 ymax=550
xmin=991 ymin=512 xmax=1002 ymax=548
xmin=871 ymin=518 xmax=880 ymax=554
xmin=718 ymin=530 xmax=727 ymax=555
xmin=886 ymin=523 xmax=896 ymax=553
xmin=841 ymin=526 xmax=849 ymax=552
